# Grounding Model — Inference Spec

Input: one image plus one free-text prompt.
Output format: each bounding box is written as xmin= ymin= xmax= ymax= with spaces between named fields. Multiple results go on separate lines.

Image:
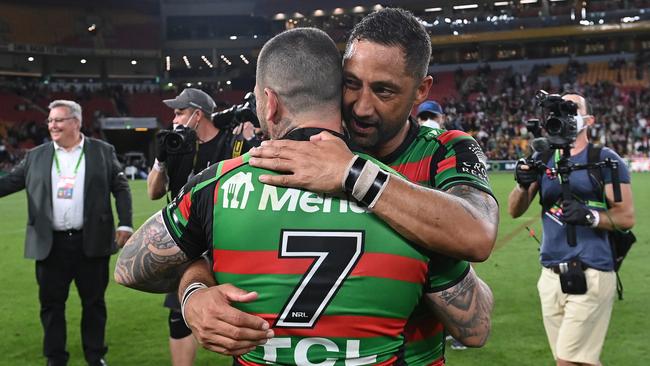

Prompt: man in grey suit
xmin=0 ymin=100 xmax=133 ymax=366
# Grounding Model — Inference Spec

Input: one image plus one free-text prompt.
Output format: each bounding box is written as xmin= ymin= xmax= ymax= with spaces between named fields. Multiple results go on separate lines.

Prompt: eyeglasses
xmin=46 ymin=116 xmax=76 ymax=124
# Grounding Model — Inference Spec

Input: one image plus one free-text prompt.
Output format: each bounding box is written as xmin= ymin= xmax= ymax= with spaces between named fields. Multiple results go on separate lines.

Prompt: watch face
xmin=586 ymin=213 xmax=595 ymax=225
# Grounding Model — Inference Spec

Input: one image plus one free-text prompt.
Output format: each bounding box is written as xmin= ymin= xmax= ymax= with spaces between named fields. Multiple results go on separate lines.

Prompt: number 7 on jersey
xmin=275 ymin=230 xmax=365 ymax=328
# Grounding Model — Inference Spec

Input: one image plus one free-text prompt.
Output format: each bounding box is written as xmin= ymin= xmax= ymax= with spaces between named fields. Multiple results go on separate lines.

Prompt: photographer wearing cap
xmin=415 ymin=100 xmax=445 ymax=129
xmin=148 ymin=88 xmax=224 ymax=201
xmin=507 ymin=93 xmax=635 ymax=366
xmin=147 ymin=88 xmax=233 ymax=366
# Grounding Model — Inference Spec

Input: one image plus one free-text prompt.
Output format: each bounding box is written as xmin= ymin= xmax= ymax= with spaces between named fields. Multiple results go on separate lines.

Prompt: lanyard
xmin=553 ymin=149 xmax=563 ymax=183
xmin=53 ymin=149 xmax=85 ymax=176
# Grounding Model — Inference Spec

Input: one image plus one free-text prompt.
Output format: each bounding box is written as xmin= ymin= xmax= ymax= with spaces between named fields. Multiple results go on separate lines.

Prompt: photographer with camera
xmin=507 ymin=93 xmax=635 ymax=366
xmin=147 ymin=88 xmax=252 ymax=366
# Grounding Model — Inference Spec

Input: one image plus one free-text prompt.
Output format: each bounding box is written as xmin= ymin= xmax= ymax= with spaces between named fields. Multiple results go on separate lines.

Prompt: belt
xmin=53 ymin=229 xmax=83 ymax=237
xmin=546 ymin=260 xmax=588 ymax=274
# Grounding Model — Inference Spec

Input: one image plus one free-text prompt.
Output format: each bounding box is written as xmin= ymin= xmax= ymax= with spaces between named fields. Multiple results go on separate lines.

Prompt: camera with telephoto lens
xmin=522 ymin=90 xmax=623 ymax=247
xmin=212 ymin=92 xmax=259 ymax=130
xmin=164 ymin=124 xmax=197 ymax=155
xmin=526 ymin=90 xmax=579 ymax=149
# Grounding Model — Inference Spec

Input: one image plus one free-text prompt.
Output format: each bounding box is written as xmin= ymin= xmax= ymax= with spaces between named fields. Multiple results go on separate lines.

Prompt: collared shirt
xmin=51 ymin=136 xmax=85 ymax=231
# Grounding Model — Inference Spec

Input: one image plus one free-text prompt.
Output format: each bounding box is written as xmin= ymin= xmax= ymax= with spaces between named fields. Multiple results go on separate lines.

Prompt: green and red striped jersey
xmin=382 ymin=120 xmax=494 ymax=365
xmin=383 ymin=120 xmax=491 ymax=194
xmin=162 ymin=131 xmax=470 ymax=366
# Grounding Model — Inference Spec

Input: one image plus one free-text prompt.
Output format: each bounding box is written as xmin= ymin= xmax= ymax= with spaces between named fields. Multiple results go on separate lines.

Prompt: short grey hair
xmin=48 ymin=100 xmax=82 ymax=124
xmin=256 ymin=28 xmax=342 ymax=114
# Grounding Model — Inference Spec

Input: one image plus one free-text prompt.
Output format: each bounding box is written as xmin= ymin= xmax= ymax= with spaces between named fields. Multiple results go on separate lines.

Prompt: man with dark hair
xmin=114 ymin=27 xmax=493 ymax=365
xmin=241 ymin=8 xmax=498 ymax=363
xmin=255 ymin=29 xmax=342 ymax=117
xmin=250 ymin=7 xmax=497 ymax=260
xmin=346 ymin=7 xmax=431 ymax=81
xmin=508 ymin=93 xmax=635 ymax=366
xmin=161 ymin=7 xmax=498 ymax=365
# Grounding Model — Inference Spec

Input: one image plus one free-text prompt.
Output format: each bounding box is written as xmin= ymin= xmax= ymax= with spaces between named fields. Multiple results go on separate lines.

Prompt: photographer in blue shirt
xmin=507 ymin=93 xmax=635 ymax=366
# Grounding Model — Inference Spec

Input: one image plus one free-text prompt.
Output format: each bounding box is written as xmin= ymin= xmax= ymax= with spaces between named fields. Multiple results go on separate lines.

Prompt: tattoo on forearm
xmin=114 ymin=212 xmax=189 ymax=293
xmin=431 ymin=269 xmax=494 ymax=345
xmin=448 ymin=185 xmax=499 ymax=226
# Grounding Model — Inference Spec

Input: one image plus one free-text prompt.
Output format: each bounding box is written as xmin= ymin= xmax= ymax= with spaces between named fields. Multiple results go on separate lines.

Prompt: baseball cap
xmin=163 ymin=88 xmax=216 ymax=115
xmin=416 ymin=100 xmax=444 ymax=117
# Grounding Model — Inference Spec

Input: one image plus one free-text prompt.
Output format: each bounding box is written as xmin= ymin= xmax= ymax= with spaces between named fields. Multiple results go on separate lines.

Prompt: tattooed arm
xmin=425 ymin=266 xmax=494 ymax=347
xmin=371 ymin=179 xmax=499 ymax=262
xmin=114 ymin=211 xmax=191 ymax=293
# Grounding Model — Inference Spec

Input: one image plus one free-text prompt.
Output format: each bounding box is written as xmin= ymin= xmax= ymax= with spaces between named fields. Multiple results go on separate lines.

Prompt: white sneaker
xmin=449 ymin=338 xmax=467 ymax=350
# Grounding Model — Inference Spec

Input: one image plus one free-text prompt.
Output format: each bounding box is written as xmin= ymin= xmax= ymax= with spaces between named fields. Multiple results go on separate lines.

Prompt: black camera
xmin=164 ymin=124 xmax=197 ymax=155
xmin=212 ymin=92 xmax=259 ymax=130
xmin=527 ymin=90 xmax=578 ymax=149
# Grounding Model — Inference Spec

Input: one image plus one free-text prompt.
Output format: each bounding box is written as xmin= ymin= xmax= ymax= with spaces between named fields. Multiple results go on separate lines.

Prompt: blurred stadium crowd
xmin=1 ymin=0 xmax=650 ymax=172
xmin=2 ymin=56 xmax=649 ymax=171
xmin=437 ymin=55 xmax=650 ymax=160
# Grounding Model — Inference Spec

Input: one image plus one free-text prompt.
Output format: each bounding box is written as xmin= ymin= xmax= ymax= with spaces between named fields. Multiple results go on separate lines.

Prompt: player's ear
xmin=264 ymin=87 xmax=280 ymax=125
xmin=414 ymin=75 xmax=433 ymax=105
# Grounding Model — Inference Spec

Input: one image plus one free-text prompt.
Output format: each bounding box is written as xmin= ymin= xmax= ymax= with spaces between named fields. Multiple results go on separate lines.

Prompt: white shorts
xmin=537 ymin=267 xmax=616 ymax=364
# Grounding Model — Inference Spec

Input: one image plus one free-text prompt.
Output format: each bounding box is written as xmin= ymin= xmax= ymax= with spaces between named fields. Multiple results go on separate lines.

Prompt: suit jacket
xmin=0 ymin=137 xmax=132 ymax=260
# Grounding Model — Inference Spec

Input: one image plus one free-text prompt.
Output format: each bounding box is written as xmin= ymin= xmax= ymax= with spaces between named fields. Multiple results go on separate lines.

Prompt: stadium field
xmin=0 ymin=172 xmax=648 ymax=365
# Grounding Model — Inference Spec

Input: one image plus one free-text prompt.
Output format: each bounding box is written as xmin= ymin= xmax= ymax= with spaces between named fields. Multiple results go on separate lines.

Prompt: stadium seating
xmin=1 ymin=52 xmax=649 ymax=172
xmin=126 ymin=92 xmax=175 ymax=125
xmin=0 ymin=91 xmax=47 ymax=124
xmin=578 ymin=62 xmax=649 ymax=88
xmin=0 ymin=3 xmax=159 ymax=49
xmin=429 ymin=71 xmax=460 ymax=101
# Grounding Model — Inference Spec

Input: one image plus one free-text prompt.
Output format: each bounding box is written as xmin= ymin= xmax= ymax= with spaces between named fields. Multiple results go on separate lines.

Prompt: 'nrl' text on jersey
xmin=163 ymin=151 xmax=468 ymax=366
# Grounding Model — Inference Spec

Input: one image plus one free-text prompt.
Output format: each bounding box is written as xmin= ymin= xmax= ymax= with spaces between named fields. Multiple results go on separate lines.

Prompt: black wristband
xmin=360 ymin=170 xmax=389 ymax=207
xmin=344 ymin=156 xmax=366 ymax=193
xmin=342 ymin=156 xmax=390 ymax=209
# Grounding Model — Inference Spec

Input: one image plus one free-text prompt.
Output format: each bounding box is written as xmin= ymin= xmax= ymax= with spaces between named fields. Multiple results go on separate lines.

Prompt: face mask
xmin=184 ymin=109 xmax=200 ymax=130
xmin=421 ymin=119 xmax=440 ymax=128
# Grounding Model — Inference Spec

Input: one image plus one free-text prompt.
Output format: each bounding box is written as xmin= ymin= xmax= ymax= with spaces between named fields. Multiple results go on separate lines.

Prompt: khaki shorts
xmin=537 ymin=267 xmax=616 ymax=364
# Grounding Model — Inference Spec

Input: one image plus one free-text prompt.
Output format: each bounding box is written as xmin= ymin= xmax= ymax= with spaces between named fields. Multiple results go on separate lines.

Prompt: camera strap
xmin=537 ymin=145 xmax=605 ymax=208
xmin=585 ymin=143 xmax=606 ymax=208
xmin=536 ymin=149 xmax=555 ymax=212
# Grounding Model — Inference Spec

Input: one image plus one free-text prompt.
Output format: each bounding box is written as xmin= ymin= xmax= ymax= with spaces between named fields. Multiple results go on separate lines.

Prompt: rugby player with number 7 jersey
xmin=115 ymin=26 xmax=493 ymax=365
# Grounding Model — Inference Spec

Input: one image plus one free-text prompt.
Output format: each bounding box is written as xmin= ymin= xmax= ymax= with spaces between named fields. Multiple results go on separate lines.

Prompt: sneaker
xmin=445 ymin=335 xmax=453 ymax=342
xmin=450 ymin=339 xmax=467 ymax=350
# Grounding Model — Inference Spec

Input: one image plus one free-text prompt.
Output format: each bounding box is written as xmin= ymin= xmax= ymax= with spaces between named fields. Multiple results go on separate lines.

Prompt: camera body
xmin=212 ymin=92 xmax=259 ymax=130
xmin=527 ymin=90 xmax=578 ymax=149
xmin=164 ymin=124 xmax=197 ymax=155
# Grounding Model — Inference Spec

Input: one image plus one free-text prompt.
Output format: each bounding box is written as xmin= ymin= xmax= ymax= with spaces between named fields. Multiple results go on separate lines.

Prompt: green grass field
xmin=1 ymin=173 xmax=648 ymax=365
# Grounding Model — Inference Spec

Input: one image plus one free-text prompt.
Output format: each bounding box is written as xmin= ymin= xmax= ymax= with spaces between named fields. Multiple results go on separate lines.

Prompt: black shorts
xmin=168 ymin=308 xmax=192 ymax=339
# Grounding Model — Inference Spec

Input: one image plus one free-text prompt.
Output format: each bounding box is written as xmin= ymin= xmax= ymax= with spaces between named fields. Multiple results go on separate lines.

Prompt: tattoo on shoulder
xmin=114 ymin=211 xmax=189 ymax=292
xmin=448 ymin=185 xmax=499 ymax=226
